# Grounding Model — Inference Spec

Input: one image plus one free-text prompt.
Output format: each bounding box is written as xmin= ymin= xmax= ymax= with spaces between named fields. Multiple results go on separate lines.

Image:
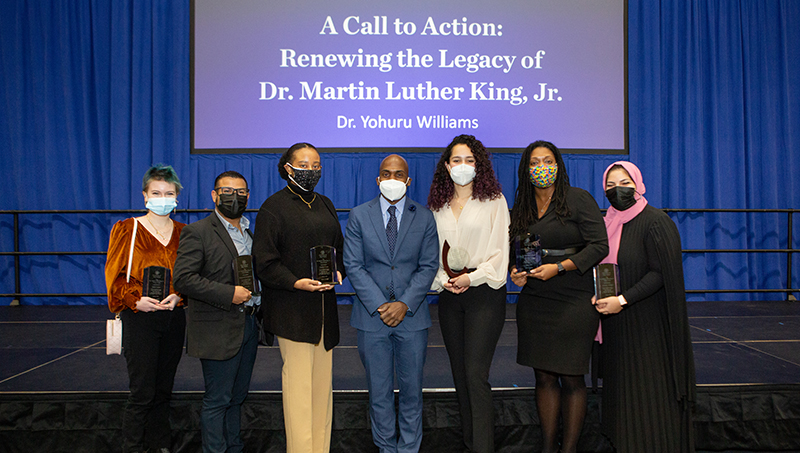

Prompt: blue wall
xmin=1 ymin=1 xmax=798 ymax=304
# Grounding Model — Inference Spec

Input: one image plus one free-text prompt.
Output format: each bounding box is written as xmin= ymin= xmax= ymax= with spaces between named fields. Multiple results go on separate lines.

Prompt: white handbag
xmin=106 ymin=219 xmax=138 ymax=355
xmin=106 ymin=315 xmax=122 ymax=355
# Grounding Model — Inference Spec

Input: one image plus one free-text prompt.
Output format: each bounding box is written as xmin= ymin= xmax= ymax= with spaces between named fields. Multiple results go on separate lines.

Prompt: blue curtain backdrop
xmin=1 ymin=0 xmax=798 ymax=304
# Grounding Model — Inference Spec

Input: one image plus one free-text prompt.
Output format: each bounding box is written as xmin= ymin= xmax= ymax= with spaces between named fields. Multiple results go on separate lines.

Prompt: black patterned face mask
xmin=605 ymin=186 xmax=637 ymax=211
xmin=287 ymin=165 xmax=322 ymax=192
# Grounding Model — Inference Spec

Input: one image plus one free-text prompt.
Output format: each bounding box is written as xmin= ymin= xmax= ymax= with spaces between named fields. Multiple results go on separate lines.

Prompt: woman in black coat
xmin=593 ymin=161 xmax=695 ymax=453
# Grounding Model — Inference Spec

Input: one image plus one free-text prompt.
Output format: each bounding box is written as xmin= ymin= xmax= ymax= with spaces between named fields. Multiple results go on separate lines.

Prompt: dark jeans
xmin=200 ymin=314 xmax=259 ymax=453
xmin=120 ymin=307 xmax=186 ymax=453
xmin=438 ymin=284 xmax=506 ymax=453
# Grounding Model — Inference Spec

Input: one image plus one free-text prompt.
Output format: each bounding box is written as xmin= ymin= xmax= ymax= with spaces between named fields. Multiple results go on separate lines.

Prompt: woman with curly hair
xmin=509 ymin=140 xmax=608 ymax=453
xmin=428 ymin=134 xmax=510 ymax=453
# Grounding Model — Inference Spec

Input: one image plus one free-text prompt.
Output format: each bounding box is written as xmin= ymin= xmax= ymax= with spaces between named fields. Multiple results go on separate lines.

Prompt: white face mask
xmin=146 ymin=197 xmax=177 ymax=216
xmin=379 ymin=178 xmax=408 ymax=202
xmin=449 ymin=164 xmax=476 ymax=186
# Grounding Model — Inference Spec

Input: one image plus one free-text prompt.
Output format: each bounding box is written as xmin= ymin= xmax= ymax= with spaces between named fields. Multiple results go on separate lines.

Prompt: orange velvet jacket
xmin=105 ymin=217 xmax=186 ymax=313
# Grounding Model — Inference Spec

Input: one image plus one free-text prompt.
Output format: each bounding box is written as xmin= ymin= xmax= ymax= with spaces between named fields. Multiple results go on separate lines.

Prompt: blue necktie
xmin=387 ymin=205 xmax=397 ymax=257
xmin=387 ymin=205 xmax=397 ymax=299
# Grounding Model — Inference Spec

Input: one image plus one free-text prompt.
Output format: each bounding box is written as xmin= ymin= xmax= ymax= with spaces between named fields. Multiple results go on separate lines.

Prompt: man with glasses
xmin=174 ymin=170 xmax=268 ymax=453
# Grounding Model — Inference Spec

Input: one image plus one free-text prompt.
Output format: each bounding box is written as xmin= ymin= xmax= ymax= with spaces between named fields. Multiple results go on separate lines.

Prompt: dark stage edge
xmin=2 ymin=302 xmax=800 ymax=452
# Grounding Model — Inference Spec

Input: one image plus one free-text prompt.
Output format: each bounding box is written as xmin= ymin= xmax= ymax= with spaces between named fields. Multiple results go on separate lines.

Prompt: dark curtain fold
xmin=0 ymin=0 xmax=798 ymax=304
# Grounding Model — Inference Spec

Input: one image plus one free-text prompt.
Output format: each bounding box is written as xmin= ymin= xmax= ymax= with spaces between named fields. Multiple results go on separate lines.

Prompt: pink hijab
xmin=595 ymin=162 xmax=648 ymax=343
xmin=601 ymin=161 xmax=648 ymax=265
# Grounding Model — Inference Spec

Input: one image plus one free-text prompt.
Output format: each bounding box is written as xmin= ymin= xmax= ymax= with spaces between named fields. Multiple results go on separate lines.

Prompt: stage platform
xmin=2 ymin=301 xmax=800 ymax=452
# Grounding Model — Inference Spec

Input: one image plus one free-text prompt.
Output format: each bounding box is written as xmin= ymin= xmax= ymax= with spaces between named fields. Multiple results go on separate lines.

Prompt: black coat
xmin=600 ymin=205 xmax=696 ymax=452
xmin=253 ymin=186 xmax=345 ymax=351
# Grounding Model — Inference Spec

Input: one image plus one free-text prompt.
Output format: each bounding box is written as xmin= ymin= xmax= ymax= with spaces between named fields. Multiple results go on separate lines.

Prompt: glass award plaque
xmin=514 ymin=233 xmax=542 ymax=272
xmin=142 ymin=266 xmax=170 ymax=301
xmin=310 ymin=245 xmax=338 ymax=285
xmin=233 ymin=255 xmax=260 ymax=296
xmin=442 ymin=240 xmax=471 ymax=278
xmin=593 ymin=263 xmax=621 ymax=299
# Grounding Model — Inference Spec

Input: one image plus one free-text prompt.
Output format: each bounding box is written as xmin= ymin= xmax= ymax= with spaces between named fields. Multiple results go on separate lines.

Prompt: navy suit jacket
xmin=344 ymin=196 xmax=439 ymax=332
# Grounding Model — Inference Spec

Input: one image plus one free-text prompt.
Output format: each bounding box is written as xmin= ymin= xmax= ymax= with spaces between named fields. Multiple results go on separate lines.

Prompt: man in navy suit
xmin=344 ymin=154 xmax=439 ymax=453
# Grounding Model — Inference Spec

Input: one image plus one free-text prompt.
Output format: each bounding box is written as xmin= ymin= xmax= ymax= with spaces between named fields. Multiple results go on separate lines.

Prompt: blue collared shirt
xmin=214 ymin=210 xmax=261 ymax=307
xmin=379 ymin=195 xmax=407 ymax=229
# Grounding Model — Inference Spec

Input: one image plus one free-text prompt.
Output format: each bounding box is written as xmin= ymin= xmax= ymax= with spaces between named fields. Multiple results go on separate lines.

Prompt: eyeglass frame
xmin=214 ymin=187 xmax=250 ymax=196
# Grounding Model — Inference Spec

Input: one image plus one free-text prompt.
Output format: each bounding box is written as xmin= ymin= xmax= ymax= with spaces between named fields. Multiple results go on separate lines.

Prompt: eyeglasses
xmin=215 ymin=187 xmax=249 ymax=196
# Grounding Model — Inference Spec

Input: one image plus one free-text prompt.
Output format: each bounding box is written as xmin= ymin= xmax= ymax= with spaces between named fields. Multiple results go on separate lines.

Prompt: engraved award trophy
xmin=514 ymin=233 xmax=542 ymax=272
xmin=442 ymin=240 xmax=471 ymax=278
xmin=142 ymin=266 xmax=170 ymax=301
xmin=233 ymin=255 xmax=260 ymax=296
xmin=593 ymin=263 xmax=621 ymax=299
xmin=310 ymin=245 xmax=338 ymax=285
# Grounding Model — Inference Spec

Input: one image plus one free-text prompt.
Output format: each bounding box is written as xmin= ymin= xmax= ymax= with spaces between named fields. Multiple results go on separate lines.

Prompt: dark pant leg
xmin=461 ymin=285 xmax=506 ymax=453
xmin=145 ymin=308 xmax=186 ymax=450
xmin=200 ymin=325 xmax=247 ymax=453
xmin=438 ymin=291 xmax=472 ymax=450
xmin=120 ymin=310 xmax=161 ymax=453
xmin=225 ymin=314 xmax=259 ymax=453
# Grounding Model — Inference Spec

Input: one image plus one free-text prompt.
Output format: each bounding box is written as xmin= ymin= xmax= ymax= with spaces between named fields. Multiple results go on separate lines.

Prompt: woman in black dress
xmin=593 ymin=162 xmax=695 ymax=453
xmin=253 ymin=143 xmax=344 ymax=453
xmin=509 ymin=141 xmax=608 ymax=453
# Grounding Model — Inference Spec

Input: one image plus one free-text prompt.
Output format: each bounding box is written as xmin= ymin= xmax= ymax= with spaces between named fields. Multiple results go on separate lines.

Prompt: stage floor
xmin=2 ymin=300 xmax=800 ymax=393
xmin=2 ymin=301 xmax=800 ymax=452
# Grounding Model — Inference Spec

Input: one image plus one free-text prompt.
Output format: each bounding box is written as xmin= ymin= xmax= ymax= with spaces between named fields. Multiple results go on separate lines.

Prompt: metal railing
xmin=1 ymin=208 xmax=798 ymax=303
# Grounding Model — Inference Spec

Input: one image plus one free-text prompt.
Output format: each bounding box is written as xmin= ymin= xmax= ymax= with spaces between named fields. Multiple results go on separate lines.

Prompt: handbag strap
xmin=126 ymin=218 xmax=138 ymax=283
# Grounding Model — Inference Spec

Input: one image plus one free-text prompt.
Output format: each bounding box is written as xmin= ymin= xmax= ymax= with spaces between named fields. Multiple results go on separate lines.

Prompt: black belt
xmin=451 ymin=267 xmax=477 ymax=274
xmin=243 ymin=305 xmax=259 ymax=316
xmin=541 ymin=247 xmax=580 ymax=257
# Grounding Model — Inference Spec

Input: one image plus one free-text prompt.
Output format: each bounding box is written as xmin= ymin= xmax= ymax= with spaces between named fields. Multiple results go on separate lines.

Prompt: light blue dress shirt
xmin=379 ymin=195 xmax=407 ymax=229
xmin=214 ymin=210 xmax=261 ymax=307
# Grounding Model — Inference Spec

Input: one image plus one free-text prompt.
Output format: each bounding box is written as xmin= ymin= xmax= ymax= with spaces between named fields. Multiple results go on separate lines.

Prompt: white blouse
xmin=431 ymin=194 xmax=510 ymax=291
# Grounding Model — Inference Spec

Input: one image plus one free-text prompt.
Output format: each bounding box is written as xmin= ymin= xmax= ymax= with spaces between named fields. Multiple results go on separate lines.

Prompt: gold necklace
xmin=538 ymin=195 xmax=552 ymax=214
xmin=287 ymin=184 xmax=316 ymax=209
xmin=453 ymin=196 xmax=470 ymax=210
xmin=146 ymin=215 xmax=171 ymax=242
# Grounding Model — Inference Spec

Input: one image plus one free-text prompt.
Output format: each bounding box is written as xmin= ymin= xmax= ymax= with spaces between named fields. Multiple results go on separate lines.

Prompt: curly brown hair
xmin=427 ymin=135 xmax=503 ymax=210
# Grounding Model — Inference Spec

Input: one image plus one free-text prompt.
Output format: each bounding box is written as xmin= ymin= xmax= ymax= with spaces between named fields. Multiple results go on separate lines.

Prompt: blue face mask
xmin=146 ymin=197 xmax=177 ymax=216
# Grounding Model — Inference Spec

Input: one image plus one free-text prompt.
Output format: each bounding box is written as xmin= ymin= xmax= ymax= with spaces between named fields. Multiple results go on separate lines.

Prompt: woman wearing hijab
xmin=594 ymin=161 xmax=696 ymax=453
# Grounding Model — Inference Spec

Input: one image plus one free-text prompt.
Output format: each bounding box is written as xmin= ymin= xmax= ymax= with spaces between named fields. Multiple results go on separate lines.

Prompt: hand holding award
xmin=442 ymin=240 xmax=471 ymax=293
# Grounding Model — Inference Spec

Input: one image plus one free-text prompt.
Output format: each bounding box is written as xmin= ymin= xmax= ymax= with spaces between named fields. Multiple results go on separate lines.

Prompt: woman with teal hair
xmin=105 ymin=165 xmax=186 ymax=453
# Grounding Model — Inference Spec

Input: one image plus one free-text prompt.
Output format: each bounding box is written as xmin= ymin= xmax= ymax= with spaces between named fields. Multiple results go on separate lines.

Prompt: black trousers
xmin=120 ymin=307 xmax=186 ymax=453
xmin=438 ymin=284 xmax=506 ymax=453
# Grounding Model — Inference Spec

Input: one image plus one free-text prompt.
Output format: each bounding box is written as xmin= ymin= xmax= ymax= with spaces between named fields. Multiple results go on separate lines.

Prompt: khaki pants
xmin=277 ymin=334 xmax=333 ymax=453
